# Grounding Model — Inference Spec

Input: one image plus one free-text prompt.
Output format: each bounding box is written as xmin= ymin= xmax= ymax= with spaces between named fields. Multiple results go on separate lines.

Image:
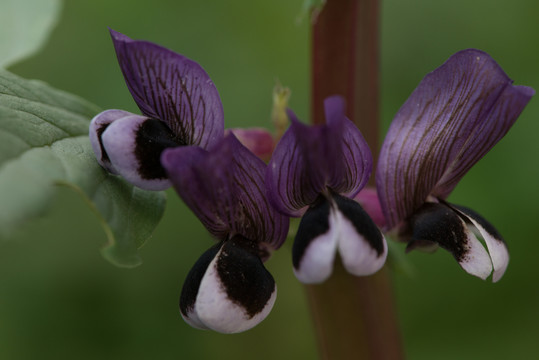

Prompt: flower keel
xmin=180 ymin=236 xmax=277 ymax=333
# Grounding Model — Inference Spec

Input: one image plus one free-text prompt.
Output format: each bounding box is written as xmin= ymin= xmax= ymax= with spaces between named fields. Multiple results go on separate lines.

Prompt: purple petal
xmin=109 ymin=29 xmax=224 ymax=149
xmin=161 ymin=134 xmax=289 ymax=250
xmin=266 ymin=95 xmax=372 ymax=216
xmin=434 ymin=83 xmax=535 ymax=199
xmin=377 ymin=49 xmax=534 ymax=229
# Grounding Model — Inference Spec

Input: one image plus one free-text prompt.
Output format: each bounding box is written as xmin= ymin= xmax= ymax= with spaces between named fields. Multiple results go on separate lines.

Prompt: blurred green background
xmin=2 ymin=0 xmax=539 ymax=359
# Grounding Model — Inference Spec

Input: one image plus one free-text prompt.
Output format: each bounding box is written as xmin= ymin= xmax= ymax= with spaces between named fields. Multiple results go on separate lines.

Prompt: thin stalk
xmin=308 ymin=0 xmax=403 ymax=359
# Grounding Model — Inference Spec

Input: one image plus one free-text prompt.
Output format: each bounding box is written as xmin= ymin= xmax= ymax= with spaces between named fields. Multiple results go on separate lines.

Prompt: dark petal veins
xmin=325 ymin=97 xmax=373 ymax=198
xmin=406 ymin=202 xmax=492 ymax=279
xmin=377 ymin=49 xmax=534 ymax=229
xmin=266 ymin=96 xmax=372 ymax=216
xmin=434 ymin=84 xmax=534 ymax=199
xmin=101 ymin=115 xmax=180 ymax=190
xmin=179 ymin=242 xmax=223 ymax=330
xmin=109 ymin=29 xmax=224 ymax=148
xmin=161 ymin=134 xmax=289 ymax=250
xmin=180 ymin=236 xmax=277 ymax=333
xmin=266 ymin=113 xmax=326 ymax=216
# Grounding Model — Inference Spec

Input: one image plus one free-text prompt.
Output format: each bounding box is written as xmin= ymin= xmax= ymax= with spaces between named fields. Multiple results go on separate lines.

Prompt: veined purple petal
xmin=434 ymin=83 xmax=534 ymax=198
xmin=266 ymin=95 xmax=372 ymax=216
xmin=109 ymin=29 xmax=224 ymax=149
xmin=161 ymin=134 xmax=289 ymax=250
xmin=325 ymin=96 xmax=373 ymax=197
xmin=377 ymin=49 xmax=534 ymax=229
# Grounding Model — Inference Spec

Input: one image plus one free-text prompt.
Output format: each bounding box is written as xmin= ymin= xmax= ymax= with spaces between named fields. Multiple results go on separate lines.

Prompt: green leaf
xmin=0 ymin=0 xmax=62 ymax=68
xmin=0 ymin=69 xmax=166 ymax=267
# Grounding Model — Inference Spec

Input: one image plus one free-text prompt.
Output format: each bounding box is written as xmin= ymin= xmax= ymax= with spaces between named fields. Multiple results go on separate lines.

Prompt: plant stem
xmin=308 ymin=0 xmax=403 ymax=359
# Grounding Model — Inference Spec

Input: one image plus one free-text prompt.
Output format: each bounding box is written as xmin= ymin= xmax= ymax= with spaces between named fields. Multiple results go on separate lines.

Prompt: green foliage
xmin=0 ymin=0 xmax=62 ymax=68
xmin=0 ymin=69 xmax=165 ymax=267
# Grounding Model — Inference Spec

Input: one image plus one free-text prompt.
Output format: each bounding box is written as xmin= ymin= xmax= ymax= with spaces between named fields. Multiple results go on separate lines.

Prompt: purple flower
xmin=89 ymin=30 xmax=224 ymax=190
xmin=161 ymin=134 xmax=289 ymax=333
xmin=376 ymin=49 xmax=534 ymax=282
xmin=266 ymin=96 xmax=387 ymax=284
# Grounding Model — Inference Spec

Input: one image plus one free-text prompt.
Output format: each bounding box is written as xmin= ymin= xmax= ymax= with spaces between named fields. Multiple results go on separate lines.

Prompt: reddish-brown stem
xmin=308 ymin=0 xmax=403 ymax=359
xmin=311 ymin=0 xmax=379 ymax=161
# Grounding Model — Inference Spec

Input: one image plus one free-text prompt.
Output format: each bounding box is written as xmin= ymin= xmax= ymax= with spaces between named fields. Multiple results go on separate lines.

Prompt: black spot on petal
xmin=179 ymin=242 xmax=223 ymax=317
xmin=406 ymin=202 xmax=470 ymax=262
xmin=135 ymin=119 xmax=185 ymax=180
xmin=293 ymin=195 xmax=331 ymax=269
xmin=217 ymin=235 xmax=275 ymax=318
xmin=333 ymin=193 xmax=385 ymax=256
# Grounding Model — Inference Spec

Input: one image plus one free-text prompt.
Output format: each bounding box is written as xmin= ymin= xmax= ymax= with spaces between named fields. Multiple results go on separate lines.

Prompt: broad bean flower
xmin=89 ymin=30 xmax=223 ymax=190
xmin=266 ymin=96 xmax=387 ymax=284
xmin=376 ymin=49 xmax=534 ymax=282
xmin=161 ymin=134 xmax=289 ymax=333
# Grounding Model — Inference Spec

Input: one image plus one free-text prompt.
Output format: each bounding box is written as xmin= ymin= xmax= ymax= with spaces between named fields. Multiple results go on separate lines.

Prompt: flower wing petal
xmin=101 ymin=115 xmax=177 ymax=190
xmin=407 ymin=202 xmax=493 ymax=280
xmin=109 ymin=29 xmax=224 ymax=148
xmin=325 ymin=96 xmax=373 ymax=197
xmin=450 ymin=204 xmax=509 ymax=282
xmin=89 ymin=109 xmax=134 ymax=174
xmin=292 ymin=196 xmax=339 ymax=284
xmin=266 ymin=112 xmax=325 ymax=216
xmin=333 ymin=195 xmax=387 ymax=276
xmin=180 ymin=237 xmax=277 ymax=333
xmin=161 ymin=134 xmax=289 ymax=249
xmin=377 ymin=49 xmax=534 ymax=229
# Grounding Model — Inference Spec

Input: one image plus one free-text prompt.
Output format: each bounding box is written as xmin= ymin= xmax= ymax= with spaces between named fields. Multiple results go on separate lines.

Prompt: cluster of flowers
xmin=90 ymin=30 xmax=533 ymax=333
